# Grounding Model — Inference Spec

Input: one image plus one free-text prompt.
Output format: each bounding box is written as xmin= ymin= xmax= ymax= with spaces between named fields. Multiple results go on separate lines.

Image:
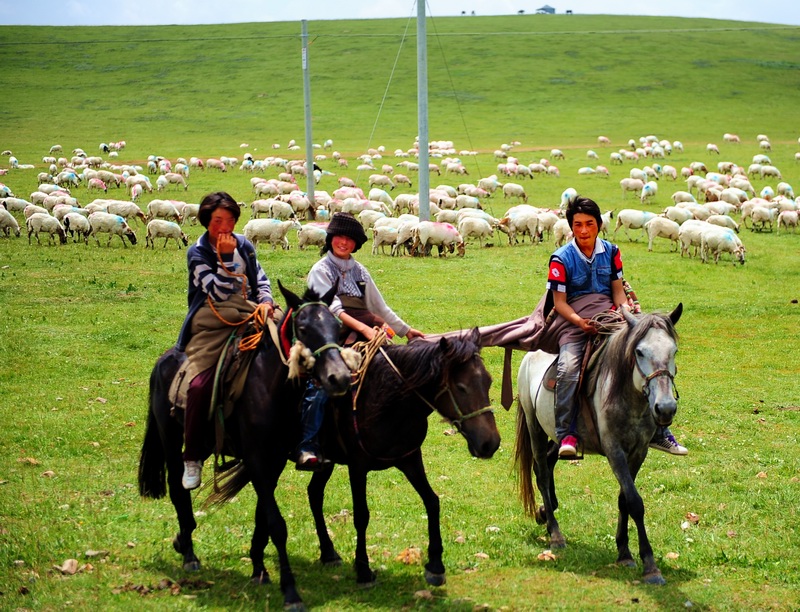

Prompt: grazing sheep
xmin=550 ymin=149 xmax=565 ymax=160
xmin=62 ymin=212 xmax=91 ymax=242
xmin=371 ymin=225 xmax=399 ymax=255
xmin=499 ymin=206 xmax=541 ymax=245
xmin=181 ymin=203 xmax=200 ymax=225
xmin=457 ymin=217 xmax=494 ymax=247
xmin=0 ymin=207 xmax=21 ymax=237
xmin=477 ymin=176 xmax=502 ymax=193
xmin=502 ymin=182 xmax=528 ymax=203
xmin=368 ymin=174 xmax=395 ymax=190
xmin=87 ymin=212 xmax=138 ymax=247
xmin=357 ymin=209 xmax=386 ymax=230
xmin=723 ymin=133 xmax=740 ymax=143
xmin=700 ymin=226 xmax=746 ymax=265
xmin=147 ymin=199 xmax=182 ymax=223
xmin=411 ymin=221 xmax=465 ymax=257
xmin=620 ymin=178 xmax=644 ymax=199
xmin=163 ymin=172 xmax=188 ymax=191
xmin=107 ymin=201 xmax=148 ymax=225
xmin=751 ymin=206 xmax=777 ymax=232
xmin=1 ymin=197 xmax=32 ymax=213
xmin=297 ymin=223 xmax=328 ymax=250
xmin=640 ymin=181 xmax=658 ymax=203
xmin=760 ymin=165 xmax=781 ymax=180
xmin=145 ymin=219 xmax=189 ymax=249
xmin=24 ymin=203 xmax=50 ymax=218
xmin=706 ymin=143 xmax=720 ymax=155
xmin=644 ymin=216 xmax=680 ymax=252
xmin=777 ymin=210 xmax=799 ymax=234
xmin=613 ymin=208 xmax=656 ymax=241
xmin=706 ymin=214 xmax=740 ymax=233
xmin=26 ymin=213 xmax=67 ymax=245
xmin=552 ymin=218 xmax=572 ymax=247
xmin=392 ymin=218 xmax=420 ymax=256
xmin=242 ymin=218 xmax=301 ymax=250
xmin=206 ymin=158 xmax=227 ymax=172
xmin=678 ymin=219 xmax=711 ymax=257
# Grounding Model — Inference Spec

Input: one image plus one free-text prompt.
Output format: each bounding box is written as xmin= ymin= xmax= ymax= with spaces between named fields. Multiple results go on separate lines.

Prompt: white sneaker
xmin=649 ymin=433 xmax=688 ymax=456
xmin=182 ymin=460 xmax=203 ymax=490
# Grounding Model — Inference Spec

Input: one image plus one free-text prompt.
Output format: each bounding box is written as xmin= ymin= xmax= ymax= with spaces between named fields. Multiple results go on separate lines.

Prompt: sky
xmin=1 ymin=0 xmax=799 ymax=27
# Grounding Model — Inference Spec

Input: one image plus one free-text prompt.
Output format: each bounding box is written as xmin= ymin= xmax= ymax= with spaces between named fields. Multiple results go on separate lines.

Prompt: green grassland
xmin=1 ymin=13 xmax=800 ymax=611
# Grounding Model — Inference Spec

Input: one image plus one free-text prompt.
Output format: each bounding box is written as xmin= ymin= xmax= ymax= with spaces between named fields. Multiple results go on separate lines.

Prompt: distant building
xmin=536 ymin=4 xmax=555 ymax=14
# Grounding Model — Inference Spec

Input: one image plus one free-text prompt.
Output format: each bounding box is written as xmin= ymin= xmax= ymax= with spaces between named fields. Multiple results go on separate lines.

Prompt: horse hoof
xmin=617 ymin=559 xmax=637 ymax=569
xmin=251 ymin=570 xmax=271 ymax=585
xmin=424 ymin=570 xmax=446 ymax=587
xmin=643 ymin=572 xmax=666 ymax=585
xmin=321 ymin=553 xmax=343 ymax=566
xmin=183 ymin=560 xmax=201 ymax=572
xmin=357 ymin=569 xmax=378 ymax=588
xmin=283 ymin=602 xmax=307 ymax=611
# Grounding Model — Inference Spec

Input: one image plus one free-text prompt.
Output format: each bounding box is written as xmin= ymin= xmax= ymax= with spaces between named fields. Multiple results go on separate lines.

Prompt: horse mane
xmin=600 ymin=312 xmax=679 ymax=402
xmin=367 ymin=329 xmax=480 ymax=404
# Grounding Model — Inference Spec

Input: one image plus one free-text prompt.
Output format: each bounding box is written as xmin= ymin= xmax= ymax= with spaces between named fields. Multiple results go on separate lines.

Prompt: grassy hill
xmin=2 ymin=15 xmax=799 ymax=160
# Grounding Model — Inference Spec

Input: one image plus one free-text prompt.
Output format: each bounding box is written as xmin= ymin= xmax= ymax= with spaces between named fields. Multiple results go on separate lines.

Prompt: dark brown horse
xmin=309 ymin=328 xmax=501 ymax=586
xmin=138 ymin=283 xmax=352 ymax=610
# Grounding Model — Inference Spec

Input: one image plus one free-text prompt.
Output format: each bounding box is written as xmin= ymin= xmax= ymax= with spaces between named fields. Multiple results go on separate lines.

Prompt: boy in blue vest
xmin=547 ymin=196 xmax=687 ymax=457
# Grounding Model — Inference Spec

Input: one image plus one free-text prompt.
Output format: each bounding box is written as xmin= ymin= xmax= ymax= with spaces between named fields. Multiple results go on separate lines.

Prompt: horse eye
xmin=635 ymin=348 xmax=644 ymax=357
xmin=456 ymin=383 xmax=468 ymax=394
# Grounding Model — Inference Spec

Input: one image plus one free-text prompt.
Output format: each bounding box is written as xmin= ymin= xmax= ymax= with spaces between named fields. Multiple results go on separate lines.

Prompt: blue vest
xmin=553 ymin=239 xmax=618 ymax=301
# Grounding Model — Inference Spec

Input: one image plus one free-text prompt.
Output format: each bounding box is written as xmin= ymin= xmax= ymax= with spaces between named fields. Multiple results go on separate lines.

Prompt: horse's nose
xmin=324 ymin=369 xmax=351 ymax=397
xmin=654 ymin=399 xmax=677 ymax=426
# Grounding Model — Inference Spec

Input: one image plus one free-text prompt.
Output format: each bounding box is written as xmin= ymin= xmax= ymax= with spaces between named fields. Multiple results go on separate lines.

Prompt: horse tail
xmin=138 ymin=397 xmax=167 ymax=499
xmin=513 ymin=402 xmax=538 ymax=518
xmin=204 ymin=461 xmax=251 ymax=507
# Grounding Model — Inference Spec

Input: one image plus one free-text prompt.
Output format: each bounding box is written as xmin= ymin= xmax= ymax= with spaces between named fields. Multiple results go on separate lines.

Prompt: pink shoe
xmin=558 ymin=435 xmax=578 ymax=458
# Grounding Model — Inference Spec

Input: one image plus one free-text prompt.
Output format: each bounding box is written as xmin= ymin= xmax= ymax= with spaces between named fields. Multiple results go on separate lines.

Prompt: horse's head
xmin=621 ymin=303 xmax=682 ymax=427
xmin=435 ymin=328 xmax=500 ymax=459
xmin=278 ymin=280 xmax=351 ymax=397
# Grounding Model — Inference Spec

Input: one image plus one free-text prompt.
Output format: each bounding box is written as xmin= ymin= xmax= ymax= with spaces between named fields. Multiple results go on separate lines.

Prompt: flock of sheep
xmin=1 ymin=133 xmax=798 ymax=265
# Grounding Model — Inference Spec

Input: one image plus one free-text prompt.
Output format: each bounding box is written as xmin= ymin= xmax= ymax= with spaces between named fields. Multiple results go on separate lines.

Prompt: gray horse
xmin=514 ymin=304 xmax=682 ymax=585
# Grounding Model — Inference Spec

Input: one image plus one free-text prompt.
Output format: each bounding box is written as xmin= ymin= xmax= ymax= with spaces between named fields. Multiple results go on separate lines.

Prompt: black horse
xmin=138 ymin=282 xmax=352 ymax=610
xmin=311 ymin=328 xmax=501 ymax=586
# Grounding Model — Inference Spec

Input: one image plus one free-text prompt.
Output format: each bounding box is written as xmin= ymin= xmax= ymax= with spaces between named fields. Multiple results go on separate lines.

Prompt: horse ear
xmin=622 ymin=307 xmax=638 ymax=328
xmin=669 ymin=302 xmax=683 ymax=326
xmin=278 ymin=280 xmax=300 ymax=311
xmin=321 ymin=280 xmax=339 ymax=306
xmin=469 ymin=327 xmax=482 ymax=347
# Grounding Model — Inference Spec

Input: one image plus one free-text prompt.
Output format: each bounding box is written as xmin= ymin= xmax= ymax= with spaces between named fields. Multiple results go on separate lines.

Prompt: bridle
xmin=635 ymin=360 xmax=680 ymax=402
xmin=381 ymin=348 xmax=494 ymax=431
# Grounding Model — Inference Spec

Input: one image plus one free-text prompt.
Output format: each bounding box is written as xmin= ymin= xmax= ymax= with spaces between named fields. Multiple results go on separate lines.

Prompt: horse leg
xmin=610 ymin=453 xmax=665 ymax=585
xmin=530 ymin=419 xmax=566 ymax=548
xmin=160 ymin=411 xmax=200 ymax=571
xmin=248 ymin=463 xmax=304 ymax=607
xmin=347 ymin=465 xmax=377 ymax=586
xmin=397 ymin=452 xmax=445 ymax=587
xmin=308 ymin=465 xmax=342 ymax=566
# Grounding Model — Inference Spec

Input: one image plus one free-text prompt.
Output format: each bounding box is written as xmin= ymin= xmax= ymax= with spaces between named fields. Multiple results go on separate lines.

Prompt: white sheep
xmin=751 ymin=206 xmax=777 ymax=232
xmin=502 ymin=182 xmax=528 ymax=203
xmin=777 ymin=210 xmax=798 ymax=234
xmin=760 ymin=165 xmax=781 ymax=180
xmin=242 ymin=218 xmax=301 ymax=250
xmin=560 ymin=187 xmax=578 ymax=210
xmin=552 ymin=218 xmax=572 ymax=247
xmin=371 ymin=225 xmax=399 ymax=255
xmin=706 ymin=143 xmax=720 ymax=155
xmin=206 ymin=158 xmax=227 ymax=172
xmin=550 ymin=149 xmax=565 ymax=160
xmin=0 ymin=207 xmax=21 ymax=237
xmin=457 ymin=217 xmax=494 ymax=247
xmin=145 ymin=219 xmax=189 ymax=249
xmin=297 ymin=223 xmax=328 ymax=250
xmin=620 ymin=178 xmax=644 ymax=199
xmin=644 ymin=216 xmax=680 ymax=252
xmin=88 ymin=212 xmax=138 ymax=246
xmin=147 ymin=199 xmax=182 ymax=223
xmin=700 ymin=226 xmax=745 ymax=265
xmin=24 ymin=203 xmax=50 ymax=218
xmin=391 ymin=218 xmax=420 ymax=257
xmin=368 ymin=174 xmax=395 ymax=190
xmin=26 ymin=213 xmax=67 ymax=245
xmin=106 ymin=201 xmax=148 ymax=225
xmin=613 ymin=209 xmax=656 ymax=241
xmin=706 ymin=214 xmax=740 ymax=233
xmin=1 ymin=197 xmax=32 ymax=213
xmin=411 ymin=221 xmax=465 ymax=257
xmin=62 ymin=212 xmax=91 ymax=242
xmin=640 ymin=181 xmax=658 ymax=203
xmin=499 ymin=207 xmax=540 ymax=245
xmin=678 ymin=219 xmax=711 ymax=257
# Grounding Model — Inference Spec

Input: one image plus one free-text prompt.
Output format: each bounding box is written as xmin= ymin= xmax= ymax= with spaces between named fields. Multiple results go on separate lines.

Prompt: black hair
xmin=197 ymin=191 xmax=241 ymax=228
xmin=566 ymin=195 xmax=603 ymax=229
